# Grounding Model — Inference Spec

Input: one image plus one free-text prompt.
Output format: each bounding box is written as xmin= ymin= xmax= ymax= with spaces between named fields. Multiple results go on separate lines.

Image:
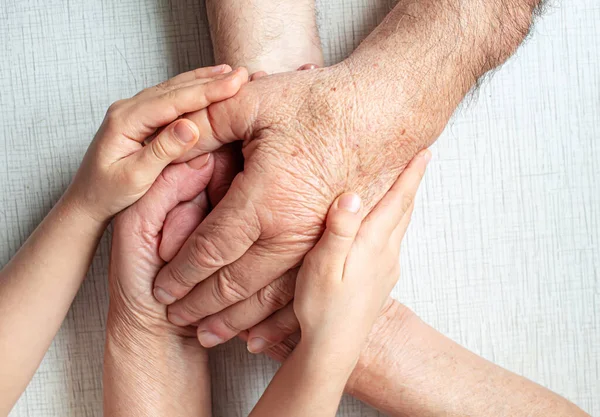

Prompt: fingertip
xmin=232 ymin=67 xmax=249 ymax=85
xmin=247 ymin=337 xmax=269 ymax=354
xmin=173 ymin=119 xmax=199 ymax=145
xmin=335 ymin=192 xmax=361 ymax=213
xmin=153 ymin=287 xmax=177 ymax=305
xmin=213 ymin=64 xmax=232 ymax=74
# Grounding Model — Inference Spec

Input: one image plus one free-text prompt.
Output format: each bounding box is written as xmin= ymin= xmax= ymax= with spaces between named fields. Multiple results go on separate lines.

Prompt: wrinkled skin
xmin=108 ymin=159 xmax=213 ymax=334
xmin=153 ymin=63 xmax=443 ymax=343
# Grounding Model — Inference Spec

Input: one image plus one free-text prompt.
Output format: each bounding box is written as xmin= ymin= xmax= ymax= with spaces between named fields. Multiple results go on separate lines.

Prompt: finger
xmin=302 ymin=192 xmax=362 ymax=281
xmin=153 ymin=174 xmax=261 ymax=305
xmin=135 ymin=65 xmax=233 ymax=99
xmin=158 ymin=65 xmax=232 ymax=89
xmin=129 ymin=156 xmax=215 ymax=231
xmin=159 ymin=191 xmax=210 ymax=262
xmin=206 ymin=143 xmax=243 ymax=206
xmin=359 ymin=149 xmax=430 ymax=242
xmin=246 ymin=303 xmax=299 ymax=354
xmin=166 ymin=242 xmax=299 ymax=326
xmin=127 ymin=67 xmax=249 ymax=139
xmin=122 ymin=119 xmax=200 ymax=184
xmin=250 ymin=71 xmax=268 ymax=81
xmin=193 ymin=269 xmax=297 ymax=347
xmin=181 ymin=78 xmax=259 ymax=156
xmin=239 ymin=331 xmax=301 ymax=363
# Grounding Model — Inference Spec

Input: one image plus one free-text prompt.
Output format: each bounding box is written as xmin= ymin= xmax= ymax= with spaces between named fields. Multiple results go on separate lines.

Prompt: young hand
xmin=65 ymin=65 xmax=248 ymax=223
xmin=293 ymin=149 xmax=430 ymax=362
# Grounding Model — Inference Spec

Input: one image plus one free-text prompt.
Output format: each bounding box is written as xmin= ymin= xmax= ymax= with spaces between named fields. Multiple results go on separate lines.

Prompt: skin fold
xmin=152 ymin=0 xmax=546 ymax=349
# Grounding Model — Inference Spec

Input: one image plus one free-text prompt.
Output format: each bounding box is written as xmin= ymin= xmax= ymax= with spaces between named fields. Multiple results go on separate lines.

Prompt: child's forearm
xmin=250 ymin=341 xmax=357 ymax=417
xmin=0 ymin=194 xmax=106 ymax=414
xmin=103 ymin=312 xmax=211 ymax=417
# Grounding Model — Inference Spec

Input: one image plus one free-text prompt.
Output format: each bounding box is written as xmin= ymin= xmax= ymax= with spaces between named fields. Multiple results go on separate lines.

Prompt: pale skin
xmin=152 ymin=0 xmax=548 ymax=351
xmin=152 ymin=151 xmax=589 ymax=417
xmin=249 ymin=149 xmax=430 ymax=417
xmin=0 ymin=64 xmax=248 ymax=415
xmin=104 ymin=160 xmax=216 ymax=417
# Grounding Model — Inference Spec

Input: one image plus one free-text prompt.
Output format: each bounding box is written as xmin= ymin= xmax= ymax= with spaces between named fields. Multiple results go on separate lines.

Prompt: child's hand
xmin=293 ymin=149 xmax=430 ymax=360
xmin=65 ymin=65 xmax=248 ymax=222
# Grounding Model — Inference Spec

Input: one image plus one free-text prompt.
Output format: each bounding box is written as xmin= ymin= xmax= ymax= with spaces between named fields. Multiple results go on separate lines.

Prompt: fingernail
xmin=168 ymin=313 xmax=189 ymax=327
xmin=422 ymin=149 xmax=432 ymax=163
xmin=212 ymin=64 xmax=231 ymax=73
xmin=186 ymin=153 xmax=211 ymax=170
xmin=197 ymin=331 xmax=224 ymax=348
xmin=298 ymin=63 xmax=318 ymax=71
xmin=227 ymin=67 xmax=244 ymax=78
xmin=174 ymin=121 xmax=197 ymax=143
xmin=337 ymin=193 xmax=361 ymax=213
xmin=247 ymin=337 xmax=269 ymax=353
xmin=153 ymin=287 xmax=177 ymax=305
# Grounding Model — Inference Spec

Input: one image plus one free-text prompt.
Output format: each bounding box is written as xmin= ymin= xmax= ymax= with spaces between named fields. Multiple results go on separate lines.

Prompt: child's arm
xmin=249 ymin=150 xmax=430 ymax=417
xmin=0 ymin=64 xmax=247 ymax=414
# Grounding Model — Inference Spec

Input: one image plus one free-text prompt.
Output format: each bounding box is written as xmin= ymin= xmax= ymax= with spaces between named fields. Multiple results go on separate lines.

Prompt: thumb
xmin=303 ymin=193 xmax=362 ymax=279
xmin=128 ymin=119 xmax=200 ymax=181
xmin=184 ymin=82 xmax=259 ymax=154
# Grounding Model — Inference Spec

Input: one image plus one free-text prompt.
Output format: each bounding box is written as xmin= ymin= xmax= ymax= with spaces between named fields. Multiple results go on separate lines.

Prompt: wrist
xmin=107 ymin=302 xmax=198 ymax=343
xmin=104 ymin=309 xmax=211 ymax=417
xmin=345 ymin=299 xmax=421 ymax=397
xmin=206 ymin=0 xmax=323 ymax=74
xmin=61 ymin=184 xmax=111 ymax=227
xmin=296 ymin=338 xmax=359 ymax=382
xmin=53 ymin=190 xmax=109 ymax=237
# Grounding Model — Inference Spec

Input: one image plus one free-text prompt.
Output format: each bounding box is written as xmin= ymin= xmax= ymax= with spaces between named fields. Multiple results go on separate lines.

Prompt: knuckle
xmin=275 ymin=315 xmax=299 ymax=335
xmin=180 ymin=299 xmax=205 ymax=319
xmin=105 ymin=100 xmax=126 ymax=124
xmin=215 ymin=270 xmax=249 ymax=305
xmin=167 ymin=265 xmax=194 ymax=289
xmin=155 ymin=80 xmax=170 ymax=91
xmin=151 ymin=136 xmax=172 ymax=161
xmin=257 ymin=284 xmax=290 ymax=311
xmin=188 ymin=234 xmax=227 ymax=270
xmin=218 ymin=315 xmax=242 ymax=334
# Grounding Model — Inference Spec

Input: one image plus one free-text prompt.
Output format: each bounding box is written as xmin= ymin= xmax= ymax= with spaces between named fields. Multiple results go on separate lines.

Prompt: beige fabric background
xmin=1 ymin=0 xmax=598 ymax=416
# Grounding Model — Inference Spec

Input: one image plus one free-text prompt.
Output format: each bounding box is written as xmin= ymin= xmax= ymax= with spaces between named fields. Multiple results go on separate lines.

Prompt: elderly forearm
xmin=103 ymin=315 xmax=211 ymax=417
xmin=344 ymin=0 xmax=542 ymax=146
xmin=206 ymin=0 xmax=323 ymax=73
xmin=347 ymin=301 xmax=589 ymax=417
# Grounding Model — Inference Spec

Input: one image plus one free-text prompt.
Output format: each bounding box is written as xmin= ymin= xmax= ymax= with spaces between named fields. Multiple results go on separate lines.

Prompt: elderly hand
xmin=104 ymin=157 xmax=216 ymax=417
xmin=151 ymin=59 xmax=446 ymax=347
xmin=106 ymin=157 xmax=213 ymax=335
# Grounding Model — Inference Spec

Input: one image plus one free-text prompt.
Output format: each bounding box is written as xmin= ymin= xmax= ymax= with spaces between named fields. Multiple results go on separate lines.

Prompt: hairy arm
xmin=206 ymin=0 xmax=323 ymax=73
xmin=347 ymin=301 xmax=589 ymax=417
xmin=343 ymin=0 xmax=544 ymax=149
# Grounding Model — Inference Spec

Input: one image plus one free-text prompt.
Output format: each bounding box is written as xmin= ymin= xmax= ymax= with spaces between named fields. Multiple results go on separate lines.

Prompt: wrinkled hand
xmin=153 ymin=62 xmax=439 ymax=347
xmin=107 ymin=157 xmax=213 ymax=335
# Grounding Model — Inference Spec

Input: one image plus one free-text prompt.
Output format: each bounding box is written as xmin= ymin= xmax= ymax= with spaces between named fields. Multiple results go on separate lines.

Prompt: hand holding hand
xmin=65 ymin=65 xmax=247 ymax=223
xmin=292 ymin=149 xmax=429 ymax=361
